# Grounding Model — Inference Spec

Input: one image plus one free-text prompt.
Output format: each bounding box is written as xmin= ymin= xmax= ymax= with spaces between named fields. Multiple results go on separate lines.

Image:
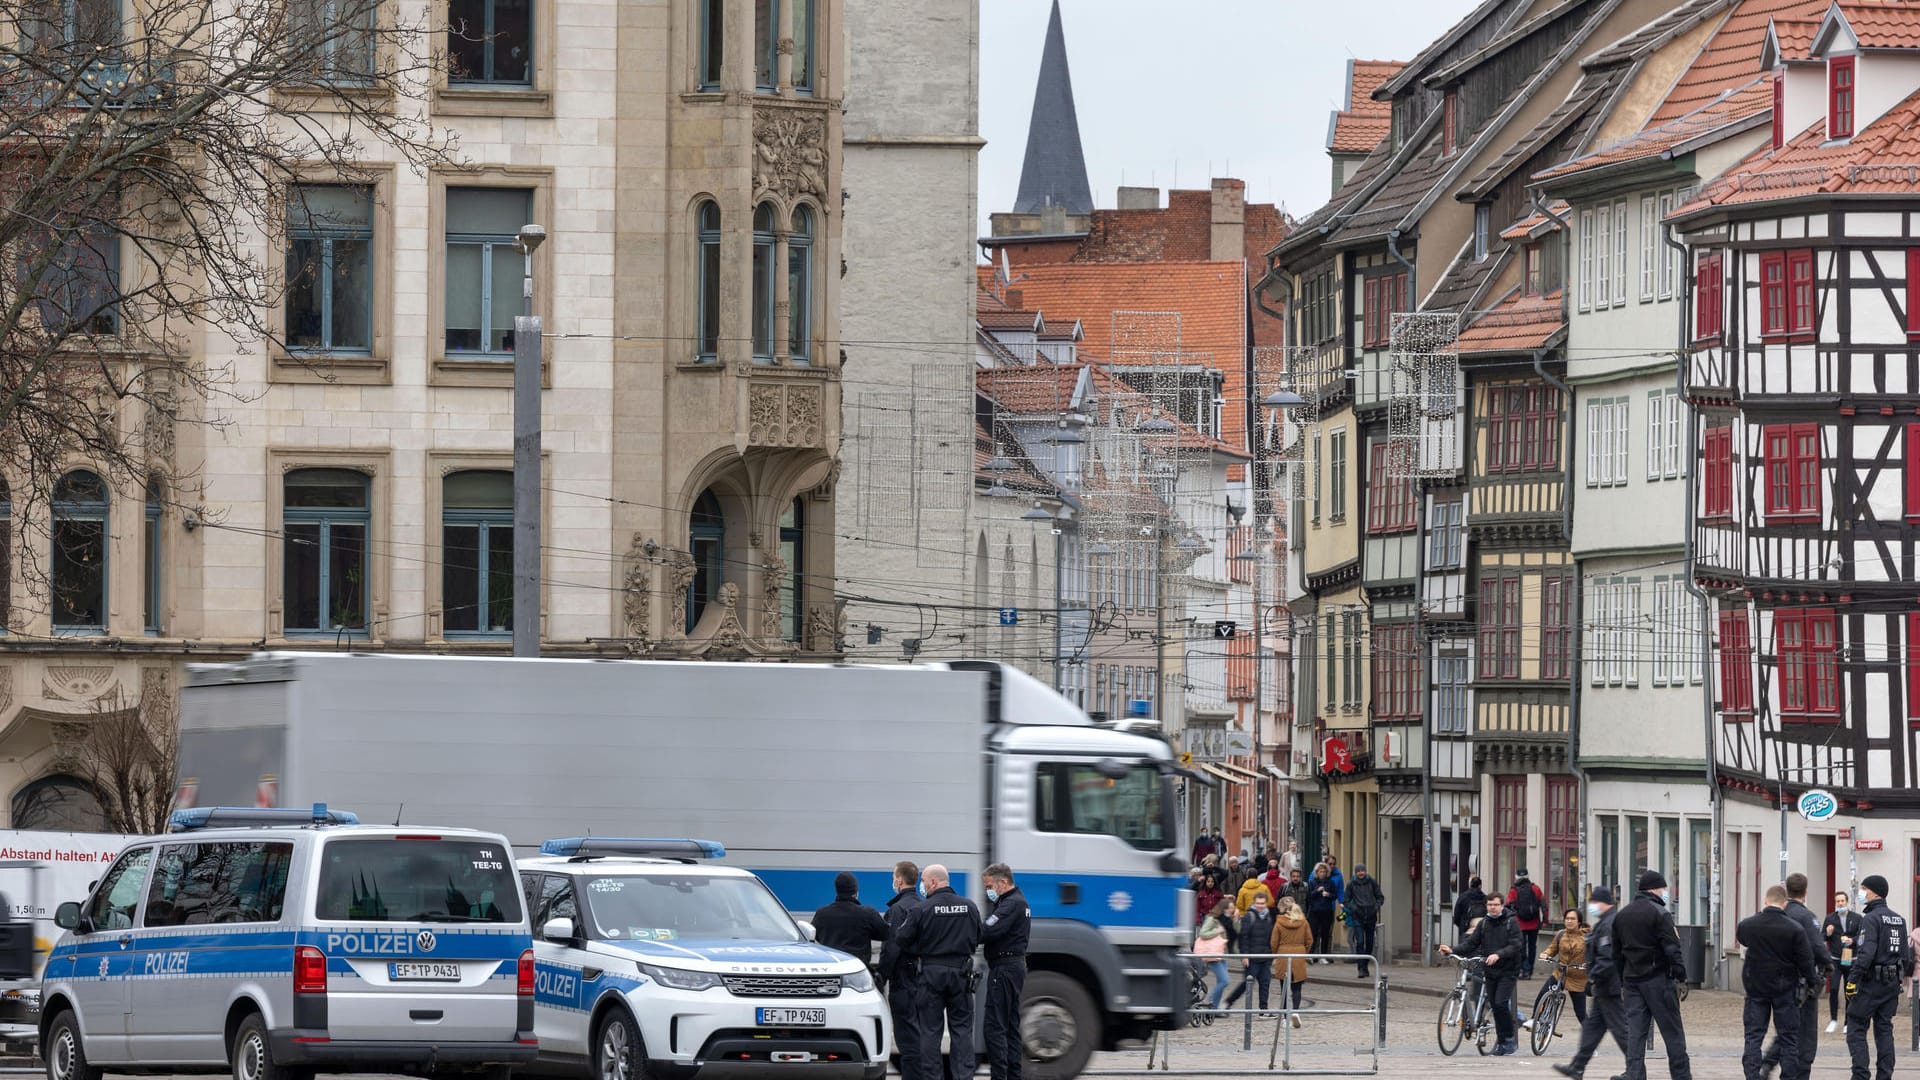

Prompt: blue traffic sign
xmin=999 ymin=608 xmax=1019 ymax=626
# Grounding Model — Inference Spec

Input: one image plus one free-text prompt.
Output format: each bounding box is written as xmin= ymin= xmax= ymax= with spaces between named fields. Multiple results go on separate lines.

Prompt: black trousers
xmin=1844 ymin=981 xmax=1899 ymax=1080
xmin=1486 ymin=971 xmax=1517 ymax=1044
xmin=917 ymin=966 xmax=975 ymax=1080
xmin=1350 ymin=919 xmax=1377 ymax=974
xmin=1307 ymin=911 xmax=1334 ymax=957
xmin=1623 ymin=977 xmax=1692 ymax=1080
xmin=1226 ymin=958 xmax=1271 ymax=1009
xmin=1568 ymin=991 xmax=1630 ymax=1075
xmin=1742 ymin=988 xmax=1799 ymax=1080
xmin=890 ymin=973 xmax=922 ymax=1079
xmin=1761 ymin=990 xmax=1819 ymax=1080
xmin=1520 ymin=929 xmax=1540 ymax=977
xmin=983 ymin=962 xmax=1026 ymax=1080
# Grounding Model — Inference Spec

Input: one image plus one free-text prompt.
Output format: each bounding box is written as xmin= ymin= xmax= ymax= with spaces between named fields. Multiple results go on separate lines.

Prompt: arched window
xmin=787 ymin=205 xmax=813 ymax=364
xmin=443 ymin=470 xmax=513 ymax=636
xmin=11 ymin=775 xmax=106 ymax=832
xmin=696 ymin=201 xmax=721 ymax=362
xmin=698 ymin=0 xmax=723 ymax=89
xmin=52 ymin=470 xmax=108 ymax=631
xmin=143 ymin=476 xmax=163 ymax=634
xmin=751 ymin=204 xmax=775 ymax=362
xmin=283 ymin=468 xmax=370 ymax=635
xmin=688 ymin=489 xmax=725 ymax=632
xmin=779 ymin=498 xmax=803 ymax=642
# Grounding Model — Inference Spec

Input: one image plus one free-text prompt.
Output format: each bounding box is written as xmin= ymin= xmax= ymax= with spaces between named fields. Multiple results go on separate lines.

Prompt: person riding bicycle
xmin=1441 ymin=892 xmax=1524 ymax=1055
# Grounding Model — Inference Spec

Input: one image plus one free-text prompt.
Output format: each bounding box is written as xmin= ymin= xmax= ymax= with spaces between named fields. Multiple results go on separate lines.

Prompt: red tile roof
xmin=1646 ymin=0 xmax=1830 ymax=126
xmin=977 ymin=365 xmax=1084 ymax=415
xmin=1830 ymin=1 xmax=1920 ymax=48
xmin=1086 ymin=367 xmax=1249 ymax=459
xmin=1330 ymin=60 xmax=1404 ymax=155
xmin=1674 ymin=85 xmax=1920 ymax=213
xmin=1501 ymin=200 xmax=1570 ymax=240
xmin=978 ymin=308 xmax=1042 ymax=332
xmin=1535 ymin=76 xmax=1774 ymax=181
xmin=1767 ymin=17 xmax=1818 ymax=60
xmin=1453 ymin=290 xmax=1567 ymax=355
xmin=974 ymin=261 xmax=1250 ymax=450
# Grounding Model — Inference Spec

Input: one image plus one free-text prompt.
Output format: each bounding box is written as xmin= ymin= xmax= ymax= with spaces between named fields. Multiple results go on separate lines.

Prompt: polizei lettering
xmin=325 ymin=932 xmax=416 ymax=955
xmin=535 ymin=968 xmax=577 ymax=998
xmin=143 ymin=951 xmax=189 ymax=975
xmin=934 ymin=905 xmax=971 ymax=914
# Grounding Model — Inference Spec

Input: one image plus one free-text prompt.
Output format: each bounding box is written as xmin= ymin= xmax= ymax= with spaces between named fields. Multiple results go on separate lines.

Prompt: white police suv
xmin=39 ymin=806 xmax=536 ymax=1080
xmin=518 ymin=838 xmax=888 ymax=1080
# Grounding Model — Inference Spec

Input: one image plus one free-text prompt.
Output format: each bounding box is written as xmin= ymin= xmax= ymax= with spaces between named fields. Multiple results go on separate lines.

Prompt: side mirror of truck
xmin=541 ymin=917 xmax=575 ymax=943
xmin=54 ymin=903 xmax=82 ymax=931
xmin=1093 ymin=758 xmax=1131 ymax=780
xmin=1159 ymin=853 xmax=1189 ymax=875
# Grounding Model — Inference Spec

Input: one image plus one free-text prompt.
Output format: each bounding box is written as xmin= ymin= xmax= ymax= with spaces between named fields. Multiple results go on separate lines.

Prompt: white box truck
xmin=178 ymin=653 xmax=1194 ymax=1078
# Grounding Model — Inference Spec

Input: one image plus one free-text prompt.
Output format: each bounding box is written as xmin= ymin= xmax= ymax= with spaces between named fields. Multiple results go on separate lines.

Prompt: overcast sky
xmin=978 ymin=0 xmax=1475 ymax=236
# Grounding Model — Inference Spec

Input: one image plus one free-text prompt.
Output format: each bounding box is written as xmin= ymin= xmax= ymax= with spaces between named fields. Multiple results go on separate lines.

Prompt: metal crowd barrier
xmin=1089 ymin=952 xmax=1385 ymax=1076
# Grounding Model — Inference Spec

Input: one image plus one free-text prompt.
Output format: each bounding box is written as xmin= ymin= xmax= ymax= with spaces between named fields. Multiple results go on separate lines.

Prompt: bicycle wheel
xmin=1474 ymin=998 xmax=1494 ymax=1056
xmin=1436 ymin=990 xmax=1466 ymax=1056
xmin=1530 ymin=993 xmax=1561 ymax=1056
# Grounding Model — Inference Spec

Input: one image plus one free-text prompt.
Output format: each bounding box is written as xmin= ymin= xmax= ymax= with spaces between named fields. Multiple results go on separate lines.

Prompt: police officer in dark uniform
xmin=813 ymin=872 xmax=890 ymax=964
xmin=1761 ymin=873 xmax=1829 ymax=1080
xmin=895 ymin=864 xmax=983 ymax=1080
xmin=1555 ymin=887 xmax=1630 ymax=1080
xmin=1844 ymin=875 xmax=1912 ymax=1080
xmin=1737 ymin=884 xmax=1820 ymax=1080
xmin=1615 ymin=870 xmax=1692 ymax=1080
xmin=878 ymin=861 xmax=925 ymax=1079
xmin=981 ymin=864 xmax=1030 ymax=1080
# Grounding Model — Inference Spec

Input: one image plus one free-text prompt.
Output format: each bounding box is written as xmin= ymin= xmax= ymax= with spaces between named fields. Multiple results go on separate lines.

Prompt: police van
xmin=518 ymin=838 xmax=888 ymax=1080
xmin=38 ymin=806 xmax=536 ymax=1080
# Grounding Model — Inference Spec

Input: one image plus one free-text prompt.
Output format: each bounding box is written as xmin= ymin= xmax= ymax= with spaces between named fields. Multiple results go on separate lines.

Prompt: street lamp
xmin=1247 ymin=387 xmax=1303 ymax=848
xmin=511 ymin=223 xmax=547 ymax=658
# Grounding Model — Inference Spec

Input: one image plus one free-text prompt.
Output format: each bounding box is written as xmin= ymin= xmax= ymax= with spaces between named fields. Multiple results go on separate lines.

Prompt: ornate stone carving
xmin=622 ymin=534 xmax=652 ymax=641
xmin=786 ymin=386 xmax=821 ymax=447
xmin=761 ymin=539 xmax=788 ymax=641
xmin=144 ymin=373 xmax=177 ymax=467
xmin=749 ymin=385 xmax=782 ymax=445
xmin=753 ymin=108 xmax=829 ymax=201
xmin=809 ymin=458 xmax=841 ymax=503
xmin=706 ymin=583 xmax=750 ymax=652
xmin=0 ymin=665 xmax=11 ymax=714
xmin=806 ymin=604 xmax=837 ymax=653
xmin=43 ymin=666 xmax=118 ymax=704
xmin=667 ymin=550 xmax=697 ymax=639
xmin=139 ymin=667 xmax=174 ymax=730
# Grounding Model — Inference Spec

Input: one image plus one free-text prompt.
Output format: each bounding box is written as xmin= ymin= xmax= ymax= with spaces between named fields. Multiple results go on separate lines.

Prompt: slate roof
xmin=1453 ymin=289 xmax=1568 ymax=354
xmin=1535 ymin=75 xmax=1774 ymax=181
xmin=1426 ymin=239 xmax=1516 ymax=316
xmin=1377 ymin=0 xmax=1521 ymax=99
xmin=1330 ymin=61 xmax=1406 ymax=155
xmin=1673 ymin=85 xmax=1920 ymax=214
xmin=1013 ymin=0 xmax=1094 ymax=216
xmin=1646 ymin=0 xmax=1830 ymax=125
xmin=1460 ymin=66 xmax=1625 ymax=199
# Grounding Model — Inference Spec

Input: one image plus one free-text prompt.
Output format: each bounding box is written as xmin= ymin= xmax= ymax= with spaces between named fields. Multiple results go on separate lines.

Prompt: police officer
xmin=878 ymin=861 xmax=925 ymax=1079
xmin=981 ymin=864 xmax=1030 ymax=1080
xmin=896 ymin=864 xmax=983 ymax=1080
xmin=1555 ymin=888 xmax=1630 ymax=1080
xmin=1738 ymin=884 xmax=1820 ymax=1080
xmin=813 ymin=872 xmax=890 ymax=964
xmin=1615 ymin=870 xmax=1692 ymax=1080
xmin=1844 ymin=875 xmax=1912 ymax=1080
xmin=1761 ymin=873 xmax=1829 ymax=1080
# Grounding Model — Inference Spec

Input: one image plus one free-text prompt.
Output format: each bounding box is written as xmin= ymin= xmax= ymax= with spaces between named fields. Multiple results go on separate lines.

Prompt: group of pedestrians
xmin=810 ymin=861 xmax=1030 ymax=1080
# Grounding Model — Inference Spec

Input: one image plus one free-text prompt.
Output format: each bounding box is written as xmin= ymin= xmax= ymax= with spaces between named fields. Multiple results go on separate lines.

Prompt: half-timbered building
xmin=1674 ymin=0 xmax=1920 ymax=939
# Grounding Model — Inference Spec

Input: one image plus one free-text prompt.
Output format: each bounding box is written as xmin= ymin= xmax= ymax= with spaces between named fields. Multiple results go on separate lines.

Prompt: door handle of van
xmin=116 ymin=935 xmax=131 ymax=948
xmin=1058 ymin=883 xmax=1080 ymax=905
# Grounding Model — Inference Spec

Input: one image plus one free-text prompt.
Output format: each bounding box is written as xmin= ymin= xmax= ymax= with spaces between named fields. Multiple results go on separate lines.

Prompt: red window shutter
xmin=1704 ymin=427 xmax=1732 ymax=517
xmin=1773 ymin=72 xmax=1785 ymax=149
xmin=1908 ymin=611 xmax=1920 ymax=722
xmin=1478 ymin=579 xmax=1501 ymax=678
xmin=1830 ymin=56 xmax=1855 ymax=139
xmin=1364 ymin=277 xmax=1380 ymax=347
xmin=1760 ymin=252 xmax=1786 ymax=335
xmin=1501 ymin=577 xmax=1521 ymax=678
xmin=1765 ymin=426 xmax=1790 ymax=515
xmin=1777 ymin=610 xmax=1805 ymax=713
xmin=1788 ymin=250 xmax=1815 ymax=333
xmin=1908 ymin=423 xmax=1920 ymax=519
xmin=1809 ymin=610 xmax=1838 ymax=715
xmin=1696 ymin=255 xmax=1719 ymax=339
xmin=1794 ymin=423 xmax=1821 ymax=516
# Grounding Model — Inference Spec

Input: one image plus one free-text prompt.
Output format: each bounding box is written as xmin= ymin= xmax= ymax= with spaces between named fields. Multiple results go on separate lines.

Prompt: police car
xmin=518 ymin=838 xmax=888 ymax=1080
xmin=39 ymin=806 xmax=536 ymax=1080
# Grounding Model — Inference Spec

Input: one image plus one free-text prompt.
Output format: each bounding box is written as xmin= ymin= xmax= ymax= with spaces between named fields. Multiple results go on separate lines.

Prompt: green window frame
xmin=52 ymin=470 xmax=108 ymax=633
xmin=751 ymin=203 xmax=775 ymax=362
xmin=688 ymin=489 xmax=725 ymax=632
xmin=286 ymin=184 xmax=374 ymax=354
xmin=696 ymin=200 xmax=721 ymax=362
xmin=444 ymin=187 xmax=532 ymax=358
xmin=442 ymin=470 xmax=513 ymax=638
xmin=143 ymin=477 xmax=163 ymax=634
xmin=283 ymin=468 xmax=370 ymax=636
xmin=787 ymin=205 xmax=812 ymax=364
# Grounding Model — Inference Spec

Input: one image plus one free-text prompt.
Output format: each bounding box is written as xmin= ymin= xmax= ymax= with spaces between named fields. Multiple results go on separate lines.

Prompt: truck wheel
xmin=594 ymin=1009 xmax=647 ymax=1080
xmin=231 ymin=1014 xmax=308 ymax=1080
xmin=1020 ymin=972 xmax=1097 ymax=1080
xmin=44 ymin=1012 xmax=100 ymax=1080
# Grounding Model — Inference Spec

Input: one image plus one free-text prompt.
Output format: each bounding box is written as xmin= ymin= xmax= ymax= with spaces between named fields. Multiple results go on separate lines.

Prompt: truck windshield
xmin=315 ymin=838 xmax=523 ymax=923
xmin=581 ymin=874 xmax=801 ymax=944
xmin=1035 ymin=762 xmax=1172 ymax=851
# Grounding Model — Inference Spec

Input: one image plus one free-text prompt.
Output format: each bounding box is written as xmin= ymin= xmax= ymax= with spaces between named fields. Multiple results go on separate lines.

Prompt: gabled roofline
xmin=1458 ymin=76 xmax=1612 ymax=202
xmin=1578 ymin=0 xmax=1735 ymax=73
xmin=1375 ymin=0 xmax=1516 ymax=100
xmin=1761 ymin=17 xmax=1824 ymax=68
xmin=1532 ymin=76 xmax=1774 ymax=191
xmin=1809 ymin=1 xmax=1852 ymax=57
xmin=1274 ymin=106 xmax=1447 ymax=262
xmin=1425 ymin=0 xmax=1590 ymax=89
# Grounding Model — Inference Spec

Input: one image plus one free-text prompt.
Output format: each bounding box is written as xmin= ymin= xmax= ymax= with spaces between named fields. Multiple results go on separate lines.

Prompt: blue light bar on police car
xmin=540 ymin=837 xmax=726 ymax=860
xmin=170 ymin=803 xmax=360 ymax=832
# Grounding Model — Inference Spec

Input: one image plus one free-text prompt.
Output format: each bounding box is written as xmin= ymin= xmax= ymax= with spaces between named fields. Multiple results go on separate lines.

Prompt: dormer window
xmin=1474 ymin=204 xmax=1489 ymax=261
xmin=1829 ymin=55 xmax=1855 ymax=139
xmin=1524 ymin=244 xmax=1540 ymax=294
xmin=1442 ymin=91 xmax=1458 ymax=155
xmin=1772 ymin=71 xmax=1784 ymax=149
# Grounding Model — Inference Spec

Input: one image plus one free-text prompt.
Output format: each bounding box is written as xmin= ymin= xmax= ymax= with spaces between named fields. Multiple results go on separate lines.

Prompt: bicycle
xmin=1438 ymin=954 xmax=1499 ymax=1056
xmin=1528 ymin=960 xmax=1586 ymax=1055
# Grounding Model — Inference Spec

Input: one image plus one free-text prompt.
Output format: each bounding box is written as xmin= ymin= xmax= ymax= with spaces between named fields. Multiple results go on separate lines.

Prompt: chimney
xmin=1211 ymin=178 xmax=1246 ymax=263
xmin=1117 ymin=186 xmax=1161 ymax=210
xmin=1005 ymin=289 xmax=1024 ymax=310
xmin=1040 ymin=204 xmax=1069 ymax=235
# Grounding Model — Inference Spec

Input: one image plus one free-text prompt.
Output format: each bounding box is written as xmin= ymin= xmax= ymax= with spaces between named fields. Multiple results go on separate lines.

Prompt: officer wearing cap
xmin=894 ymin=864 xmax=983 ymax=1080
xmin=1844 ymin=875 xmax=1912 ymax=1080
xmin=812 ymin=872 xmax=889 ymax=964
xmin=1554 ymin=887 xmax=1629 ymax=1080
xmin=1615 ymin=870 xmax=1691 ymax=1080
xmin=980 ymin=864 xmax=1030 ymax=1080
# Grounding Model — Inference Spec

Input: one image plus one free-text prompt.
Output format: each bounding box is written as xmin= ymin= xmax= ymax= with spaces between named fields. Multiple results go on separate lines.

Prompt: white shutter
xmin=1647 ymin=393 xmax=1662 ymax=480
xmin=1613 ymin=200 xmax=1629 ymax=306
xmin=1579 ymin=211 xmax=1594 ymax=310
xmin=1657 ymin=193 xmax=1675 ymax=298
xmin=1595 ymin=206 xmax=1610 ymax=308
xmin=1668 ymin=392 xmax=1684 ymax=478
xmin=1640 ymin=197 xmax=1657 ymax=301
xmin=1586 ymin=400 xmax=1603 ymax=486
xmin=1625 ymin=580 xmax=1641 ymax=686
xmin=1613 ymin=400 xmax=1629 ymax=484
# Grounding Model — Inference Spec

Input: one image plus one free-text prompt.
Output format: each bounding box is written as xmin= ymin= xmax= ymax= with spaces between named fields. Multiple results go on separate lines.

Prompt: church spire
xmin=1013 ymin=0 xmax=1094 ymax=217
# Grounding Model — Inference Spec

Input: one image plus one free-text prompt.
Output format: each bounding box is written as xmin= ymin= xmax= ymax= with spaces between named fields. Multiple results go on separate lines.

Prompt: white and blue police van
xmin=518 ymin=838 xmax=888 ymax=1080
xmin=38 ymin=806 xmax=537 ymax=1080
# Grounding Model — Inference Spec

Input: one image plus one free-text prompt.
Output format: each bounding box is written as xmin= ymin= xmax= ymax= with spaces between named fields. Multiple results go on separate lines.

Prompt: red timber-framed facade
xmin=1674 ymin=0 xmax=1920 ymax=936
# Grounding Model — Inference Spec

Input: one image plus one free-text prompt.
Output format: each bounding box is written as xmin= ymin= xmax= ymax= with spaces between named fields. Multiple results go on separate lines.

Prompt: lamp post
xmin=1245 ymin=388 xmax=1306 ymax=845
xmin=512 ymin=223 xmax=546 ymax=658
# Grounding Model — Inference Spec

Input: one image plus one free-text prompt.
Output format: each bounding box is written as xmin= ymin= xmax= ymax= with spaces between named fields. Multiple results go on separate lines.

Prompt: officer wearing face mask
xmin=1844 ymin=875 xmax=1912 ymax=1080
xmin=1554 ymin=888 xmax=1630 ymax=1080
xmin=894 ymin=864 xmax=983 ymax=1080
xmin=1614 ymin=870 xmax=1691 ymax=1080
xmin=980 ymin=864 xmax=1030 ymax=1080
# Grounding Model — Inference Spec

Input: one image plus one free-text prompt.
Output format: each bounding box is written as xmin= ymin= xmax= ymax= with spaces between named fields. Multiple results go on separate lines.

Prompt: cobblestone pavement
xmin=1088 ymin=960 xmax=1920 ymax=1078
